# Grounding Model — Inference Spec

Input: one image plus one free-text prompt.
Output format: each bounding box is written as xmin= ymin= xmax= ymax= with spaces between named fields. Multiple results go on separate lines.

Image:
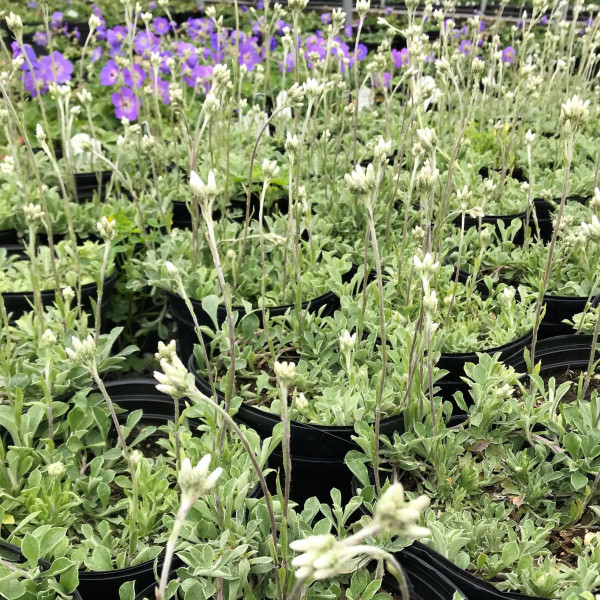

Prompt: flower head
xmin=274 ymin=361 xmax=296 ymax=387
xmin=179 ymin=454 xmax=222 ymax=509
xmin=373 ymin=483 xmax=430 ymax=537
xmin=111 ymin=87 xmax=140 ymax=121
xmin=66 ymin=335 xmax=97 ymax=367
xmin=290 ymin=534 xmax=354 ymax=580
xmin=344 ymin=163 xmax=376 ymax=196
xmin=97 ymin=216 xmax=117 ymax=242
xmin=48 ymin=462 xmax=66 ymax=478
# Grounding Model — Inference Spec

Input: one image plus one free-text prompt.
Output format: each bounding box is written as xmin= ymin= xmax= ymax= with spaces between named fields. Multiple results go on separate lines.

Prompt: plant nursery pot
xmin=3 ymin=270 xmax=118 ymax=322
xmin=0 ymin=228 xmax=20 ymax=245
xmin=452 ymin=211 xmax=528 ymax=245
xmin=76 ymin=379 xmax=190 ymax=600
xmin=404 ymin=541 xmax=545 ymax=600
xmin=435 ymin=330 xmax=533 ymax=405
xmin=268 ymin=450 xmax=358 ymax=505
xmin=539 ymin=293 xmax=599 ymax=339
xmin=77 ymin=555 xmax=166 ymax=600
xmin=352 ymin=479 xmax=540 ymax=600
xmin=504 ymin=334 xmax=597 ymax=375
xmin=171 ymin=194 xmax=288 ymax=229
xmin=169 ymin=265 xmax=357 ymax=362
xmin=0 ymin=540 xmax=84 ymax=600
xmin=533 ymin=195 xmax=590 ymax=242
xmin=189 ymin=357 xmax=405 ymax=461
xmin=73 ymin=170 xmax=112 ymax=203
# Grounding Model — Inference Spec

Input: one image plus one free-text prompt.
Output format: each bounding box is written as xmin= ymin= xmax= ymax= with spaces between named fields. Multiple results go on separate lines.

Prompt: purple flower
xmin=123 ymin=63 xmax=146 ymax=89
xmin=150 ymin=1 xmax=157 ymax=8
xmin=134 ymin=30 xmax=159 ymax=56
xmin=111 ymin=87 xmax=140 ymax=120
xmin=13 ymin=42 xmax=37 ymax=68
xmin=241 ymin=4 xmax=248 ymax=13
xmin=27 ymin=1 xmax=37 ymax=7
xmin=373 ymin=72 xmax=391 ymax=89
xmin=458 ymin=39 xmax=472 ymax=56
xmin=501 ymin=46 xmax=516 ymax=64
xmin=100 ymin=60 xmax=120 ymax=86
xmin=480 ymin=20 xmax=486 ymax=32
xmin=33 ymin=31 xmax=49 ymax=47
xmin=424 ymin=51 xmax=436 ymax=63
xmin=257 ymin=0 xmax=264 ymax=9
xmin=181 ymin=64 xmax=213 ymax=92
xmin=321 ymin=13 xmax=331 ymax=25
xmin=385 ymin=7 xmax=392 ymax=15
xmin=153 ymin=17 xmax=170 ymax=35
xmin=391 ymin=47 xmax=409 ymax=68
xmin=344 ymin=24 xmax=352 ymax=37
xmin=51 ymin=11 xmax=63 ymax=29
xmin=540 ymin=15 xmax=549 ymax=25
xmin=187 ymin=18 xmax=213 ymax=40
xmin=37 ymin=51 xmax=73 ymax=85
xmin=239 ymin=41 xmax=262 ymax=71
xmin=356 ymin=43 xmax=368 ymax=61
xmin=90 ymin=47 xmax=103 ymax=63
xmin=107 ymin=26 xmax=126 ymax=49
xmin=278 ymin=54 xmax=294 ymax=73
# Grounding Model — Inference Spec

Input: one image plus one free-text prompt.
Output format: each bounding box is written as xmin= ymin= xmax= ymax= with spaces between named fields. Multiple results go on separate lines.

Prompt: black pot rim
xmin=439 ymin=329 xmax=533 ymax=360
xmin=1 ymin=269 xmax=118 ymax=300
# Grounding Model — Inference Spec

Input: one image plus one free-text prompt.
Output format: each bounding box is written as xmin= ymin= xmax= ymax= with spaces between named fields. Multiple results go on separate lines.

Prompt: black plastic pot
xmin=533 ymin=195 xmax=590 ymax=242
xmin=405 ymin=542 xmax=545 ymax=600
xmin=0 ymin=228 xmax=20 ymax=245
xmin=169 ymin=265 xmax=356 ymax=363
xmin=436 ymin=330 xmax=533 ymax=405
xmin=505 ymin=334 xmax=597 ymax=375
xmin=73 ymin=170 xmax=112 ymax=203
xmin=76 ymin=379 xmax=191 ymax=600
xmin=189 ymin=355 xmax=404 ymax=503
xmin=78 ymin=555 xmax=165 ymax=600
xmin=171 ymin=194 xmax=288 ymax=230
xmin=3 ymin=270 xmax=118 ymax=322
xmin=352 ymin=477 xmax=543 ymax=600
xmin=449 ymin=254 xmax=598 ymax=340
xmin=189 ymin=358 xmax=403 ymax=460
xmin=453 ymin=210 xmax=528 ymax=245
xmin=540 ymin=293 xmax=599 ymax=339
xmin=0 ymin=540 xmax=84 ymax=600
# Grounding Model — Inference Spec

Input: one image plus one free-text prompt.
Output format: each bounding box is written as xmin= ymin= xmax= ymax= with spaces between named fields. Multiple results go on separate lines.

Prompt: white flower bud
xmin=274 ymin=361 xmax=296 ymax=387
xmin=48 ymin=462 xmax=66 ymax=478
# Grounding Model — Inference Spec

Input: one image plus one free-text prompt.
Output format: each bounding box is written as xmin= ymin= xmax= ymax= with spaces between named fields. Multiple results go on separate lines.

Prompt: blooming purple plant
xmin=392 ymin=47 xmax=409 ymax=68
xmin=239 ymin=40 xmax=262 ymax=71
xmin=100 ymin=59 xmax=120 ymax=86
xmin=501 ymin=46 xmax=516 ymax=64
xmin=123 ymin=64 xmax=147 ymax=89
xmin=50 ymin=12 xmax=63 ymax=30
xmin=134 ymin=30 xmax=159 ymax=56
xmin=37 ymin=51 xmax=73 ymax=85
xmin=111 ymin=87 xmax=140 ymax=120
xmin=458 ymin=40 xmax=472 ymax=56
xmin=33 ymin=31 xmax=49 ymax=47
xmin=153 ymin=17 xmax=171 ymax=36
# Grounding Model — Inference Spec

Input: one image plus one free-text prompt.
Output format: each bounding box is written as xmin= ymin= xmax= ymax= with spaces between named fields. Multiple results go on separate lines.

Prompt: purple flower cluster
xmin=12 ymin=42 xmax=73 ymax=96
